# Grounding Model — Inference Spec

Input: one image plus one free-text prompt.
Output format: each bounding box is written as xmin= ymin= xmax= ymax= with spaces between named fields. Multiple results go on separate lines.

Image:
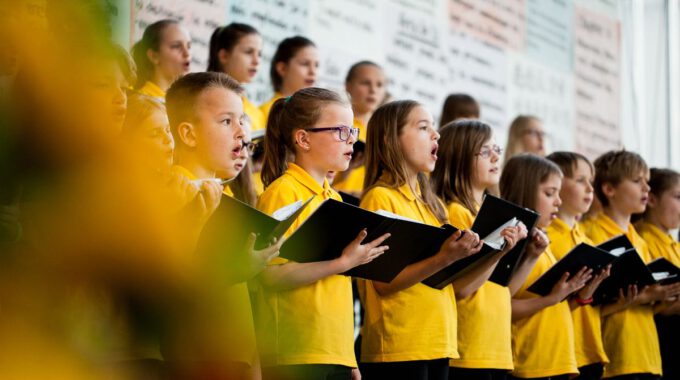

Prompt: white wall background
xmin=116 ymin=0 xmax=679 ymax=169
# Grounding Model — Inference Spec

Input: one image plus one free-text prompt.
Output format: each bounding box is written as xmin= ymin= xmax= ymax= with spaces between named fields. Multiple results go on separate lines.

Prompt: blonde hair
xmin=593 ymin=150 xmax=648 ymax=207
xmin=504 ymin=115 xmax=540 ymax=164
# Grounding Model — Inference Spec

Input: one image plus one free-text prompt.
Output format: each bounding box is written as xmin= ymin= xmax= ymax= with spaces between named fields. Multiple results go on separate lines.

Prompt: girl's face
xmin=473 ymin=136 xmax=501 ymax=190
xmin=648 ymin=180 xmax=680 ymax=231
xmin=605 ymin=170 xmax=650 ymax=215
xmin=131 ymin=109 xmax=174 ymax=169
xmin=86 ymin=59 xmax=128 ymax=136
xmin=304 ymin=103 xmax=355 ymax=173
xmin=220 ymin=33 xmax=262 ymax=84
xmin=521 ymin=119 xmax=545 ymax=156
xmin=399 ymin=106 xmax=440 ymax=176
xmin=279 ymin=45 xmax=318 ymax=93
xmin=152 ymin=24 xmax=192 ymax=82
xmin=535 ymin=173 xmax=562 ymax=228
xmin=346 ymin=65 xmax=386 ymax=115
xmin=559 ymin=159 xmax=594 ymax=216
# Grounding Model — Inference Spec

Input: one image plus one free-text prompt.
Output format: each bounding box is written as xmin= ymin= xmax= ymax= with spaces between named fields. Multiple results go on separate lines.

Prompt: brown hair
xmin=440 ymin=93 xmax=479 ymax=127
xmin=593 ymin=150 xmax=649 ymax=207
xmin=431 ymin=120 xmax=492 ymax=215
xmin=207 ymin=23 xmax=260 ymax=72
xmin=131 ymin=19 xmax=180 ymax=89
xmin=641 ymin=168 xmax=680 ymax=220
xmin=500 ymin=154 xmax=562 ymax=210
xmin=345 ymin=61 xmax=382 ymax=83
xmin=261 ymin=87 xmax=347 ymax=187
xmin=165 ymin=72 xmax=243 ymax=143
xmin=122 ymin=92 xmax=165 ymax=135
xmin=504 ymin=115 xmax=541 ymax=164
xmin=269 ymin=36 xmax=315 ymax=93
xmin=364 ymin=100 xmax=447 ymax=224
xmin=546 ymin=151 xmax=593 ymax=179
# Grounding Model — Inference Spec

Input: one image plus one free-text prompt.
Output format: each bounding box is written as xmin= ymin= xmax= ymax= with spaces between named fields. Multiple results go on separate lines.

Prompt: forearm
xmin=372 ymin=254 xmax=451 ymax=296
xmin=508 ymin=256 xmax=539 ymax=296
xmin=452 ymin=252 xmax=503 ymax=299
xmin=259 ymin=259 xmax=347 ymax=291
xmin=511 ymin=296 xmax=558 ymax=321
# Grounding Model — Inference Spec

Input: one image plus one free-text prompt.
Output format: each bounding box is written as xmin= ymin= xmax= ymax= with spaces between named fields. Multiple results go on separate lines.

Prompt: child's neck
xmin=174 ymin=153 xmax=215 ymax=179
xmin=151 ymin=72 xmax=173 ymax=93
xmin=353 ymin=109 xmax=371 ymax=127
xmin=471 ymin=184 xmax=486 ymax=208
xmin=603 ymin=206 xmax=631 ymax=232
xmin=279 ymin=83 xmax=297 ymax=97
xmin=556 ymin=210 xmax=577 ymax=228
xmin=294 ymin=157 xmax=327 ymax=187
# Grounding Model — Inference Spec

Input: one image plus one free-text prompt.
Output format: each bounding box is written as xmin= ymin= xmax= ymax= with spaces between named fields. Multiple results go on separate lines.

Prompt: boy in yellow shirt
xmin=165 ymin=71 xmax=280 ymax=379
xmin=581 ymin=150 xmax=680 ymax=379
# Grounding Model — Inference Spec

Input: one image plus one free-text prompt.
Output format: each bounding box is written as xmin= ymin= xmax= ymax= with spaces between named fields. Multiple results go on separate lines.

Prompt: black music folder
xmin=279 ymin=199 xmax=460 ymax=283
xmin=527 ymin=243 xmax=617 ymax=296
xmin=422 ymin=195 xmax=540 ymax=289
xmin=647 ymin=257 xmax=680 ymax=285
xmin=593 ymin=235 xmax=656 ymax=304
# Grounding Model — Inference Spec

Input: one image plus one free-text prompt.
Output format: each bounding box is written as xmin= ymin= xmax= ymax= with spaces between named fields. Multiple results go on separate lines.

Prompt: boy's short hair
xmin=166 ymin=72 xmax=243 ymax=140
xmin=546 ymin=151 xmax=593 ymax=179
xmin=593 ymin=150 xmax=648 ymax=206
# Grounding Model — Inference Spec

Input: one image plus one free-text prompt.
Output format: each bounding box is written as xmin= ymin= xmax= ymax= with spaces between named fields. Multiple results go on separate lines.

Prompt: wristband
xmin=575 ymin=296 xmax=593 ymax=305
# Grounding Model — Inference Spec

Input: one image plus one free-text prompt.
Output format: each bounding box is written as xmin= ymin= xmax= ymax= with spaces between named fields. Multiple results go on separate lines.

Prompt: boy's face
xmin=605 ymin=169 xmax=650 ymax=215
xmin=192 ymin=87 xmax=245 ymax=179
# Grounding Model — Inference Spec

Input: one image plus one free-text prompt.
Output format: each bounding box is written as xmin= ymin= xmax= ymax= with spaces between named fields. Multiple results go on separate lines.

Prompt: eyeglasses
xmin=240 ymin=141 xmax=256 ymax=154
xmin=476 ymin=145 xmax=503 ymax=159
xmin=306 ymin=125 xmax=359 ymax=142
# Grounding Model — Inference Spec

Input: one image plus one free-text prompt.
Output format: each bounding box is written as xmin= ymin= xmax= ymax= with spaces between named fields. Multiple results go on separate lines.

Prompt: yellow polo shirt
xmin=447 ymin=202 xmax=514 ymax=370
xmin=581 ymin=213 xmax=662 ymax=377
xmin=547 ymin=217 xmax=609 ymax=368
xmin=243 ymin=96 xmax=265 ymax=132
xmin=256 ymin=163 xmax=355 ymax=367
xmin=259 ymin=92 xmax=283 ymax=126
xmin=137 ymin=81 xmax=165 ymax=101
xmin=511 ymin=246 xmax=578 ymax=378
xmin=359 ymin=180 xmax=459 ymax=362
xmin=169 ymin=165 xmax=256 ymax=366
xmin=637 ymin=221 xmax=680 ymax=267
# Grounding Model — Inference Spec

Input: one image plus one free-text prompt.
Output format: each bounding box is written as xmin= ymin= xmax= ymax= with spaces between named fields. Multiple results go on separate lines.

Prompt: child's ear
xmin=146 ymin=48 xmax=160 ymax=66
xmin=602 ymin=182 xmax=617 ymax=201
xmin=647 ymin=193 xmax=658 ymax=208
xmin=275 ymin=61 xmax=288 ymax=78
xmin=294 ymin=129 xmax=310 ymax=151
xmin=218 ymin=48 xmax=230 ymax=69
xmin=177 ymin=122 xmax=198 ymax=148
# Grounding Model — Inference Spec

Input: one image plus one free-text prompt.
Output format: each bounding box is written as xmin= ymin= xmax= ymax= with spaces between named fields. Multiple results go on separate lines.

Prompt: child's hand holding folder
xmin=434 ymin=229 xmax=483 ymax=266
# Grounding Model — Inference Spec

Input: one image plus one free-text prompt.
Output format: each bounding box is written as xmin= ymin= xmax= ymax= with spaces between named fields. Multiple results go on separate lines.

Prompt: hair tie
xmin=284 ymin=96 xmax=291 ymax=103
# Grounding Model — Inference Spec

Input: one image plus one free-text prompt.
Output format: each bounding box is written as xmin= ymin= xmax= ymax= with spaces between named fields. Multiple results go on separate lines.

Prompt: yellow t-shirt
xmin=137 ymin=81 xmax=165 ymax=101
xmin=259 ymin=92 xmax=283 ymax=126
xmin=447 ymin=202 xmax=514 ymax=370
xmin=359 ymin=181 xmax=459 ymax=362
xmin=256 ymin=163 xmax=355 ymax=368
xmin=252 ymin=172 xmax=265 ymax=196
xmin=243 ymin=96 xmax=266 ymax=132
xmin=546 ymin=217 xmax=609 ymax=368
xmin=581 ymin=213 xmax=662 ymax=377
xmin=637 ymin=221 xmax=680 ymax=267
xmin=169 ymin=165 xmax=256 ymax=366
xmin=333 ymin=118 xmax=367 ymax=195
xmin=511 ymin=246 xmax=578 ymax=378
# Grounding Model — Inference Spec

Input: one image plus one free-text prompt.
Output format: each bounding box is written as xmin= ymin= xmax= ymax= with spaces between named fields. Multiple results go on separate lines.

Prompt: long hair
xmin=431 ymin=120 xmax=492 ymax=215
xmin=500 ymin=154 xmax=562 ymax=210
xmin=269 ymin=36 xmax=315 ymax=93
xmin=261 ymin=87 xmax=346 ymax=187
xmin=364 ymin=100 xmax=447 ymax=224
xmin=503 ymin=115 xmax=540 ymax=165
xmin=207 ymin=23 xmax=259 ymax=72
xmin=131 ymin=19 xmax=179 ymax=89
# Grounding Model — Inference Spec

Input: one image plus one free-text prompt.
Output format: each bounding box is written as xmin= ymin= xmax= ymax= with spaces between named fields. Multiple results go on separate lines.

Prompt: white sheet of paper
xmin=483 ymin=217 xmax=519 ymax=250
xmin=375 ymin=209 xmax=423 ymax=224
xmin=608 ymin=247 xmax=627 ymax=257
xmin=272 ymin=200 xmax=305 ymax=221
